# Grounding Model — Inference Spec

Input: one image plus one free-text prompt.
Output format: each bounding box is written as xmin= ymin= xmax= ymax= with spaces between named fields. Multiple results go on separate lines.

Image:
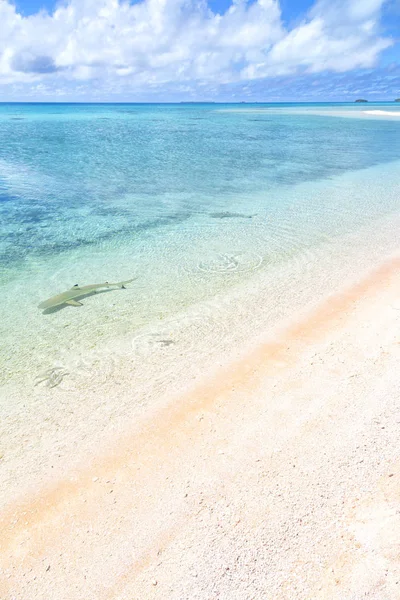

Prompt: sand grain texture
xmin=1 ymin=257 xmax=400 ymax=599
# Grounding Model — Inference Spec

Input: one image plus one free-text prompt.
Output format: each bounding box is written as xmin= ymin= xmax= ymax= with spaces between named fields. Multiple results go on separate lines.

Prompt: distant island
xmin=395 ymin=99 xmax=400 ymax=102
xmin=355 ymin=99 xmax=368 ymax=103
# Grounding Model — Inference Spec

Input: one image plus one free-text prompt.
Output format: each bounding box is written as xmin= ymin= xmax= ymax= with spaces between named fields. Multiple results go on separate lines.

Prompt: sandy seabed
xmin=1 ymin=251 xmax=399 ymax=599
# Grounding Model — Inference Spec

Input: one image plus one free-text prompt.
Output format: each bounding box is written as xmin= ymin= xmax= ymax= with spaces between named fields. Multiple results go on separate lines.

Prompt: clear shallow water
xmin=1 ymin=102 xmax=400 ymax=383
xmin=1 ymin=102 xmax=400 ymax=278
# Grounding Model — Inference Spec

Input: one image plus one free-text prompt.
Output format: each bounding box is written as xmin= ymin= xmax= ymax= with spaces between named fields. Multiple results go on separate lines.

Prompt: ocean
xmin=1 ymin=102 xmax=400 ymax=393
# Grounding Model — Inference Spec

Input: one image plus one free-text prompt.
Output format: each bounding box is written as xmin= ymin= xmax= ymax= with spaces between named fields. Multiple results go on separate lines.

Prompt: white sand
xmin=1 ymin=254 xmax=399 ymax=599
xmin=363 ymin=110 xmax=400 ymax=116
xmin=218 ymin=107 xmax=400 ymax=120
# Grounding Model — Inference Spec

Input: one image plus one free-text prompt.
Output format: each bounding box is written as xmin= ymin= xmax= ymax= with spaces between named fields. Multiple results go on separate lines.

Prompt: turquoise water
xmin=1 ymin=102 xmax=400 ymax=279
xmin=1 ymin=102 xmax=400 ymax=383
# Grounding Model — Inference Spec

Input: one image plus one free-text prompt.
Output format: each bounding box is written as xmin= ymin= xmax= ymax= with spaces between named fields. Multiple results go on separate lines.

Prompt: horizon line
xmin=1 ymin=99 xmax=400 ymax=105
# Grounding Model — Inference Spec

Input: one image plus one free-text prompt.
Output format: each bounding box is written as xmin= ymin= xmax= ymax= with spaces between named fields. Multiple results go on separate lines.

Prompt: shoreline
xmin=1 ymin=210 xmax=400 ymax=508
xmin=1 ymin=251 xmax=400 ymax=598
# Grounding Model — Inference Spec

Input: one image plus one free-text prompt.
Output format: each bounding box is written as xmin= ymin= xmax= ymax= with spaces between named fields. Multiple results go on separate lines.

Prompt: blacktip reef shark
xmin=38 ymin=279 xmax=134 ymax=310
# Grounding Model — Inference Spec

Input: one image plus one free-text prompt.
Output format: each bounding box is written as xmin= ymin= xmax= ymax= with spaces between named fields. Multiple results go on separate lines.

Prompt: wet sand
xmin=1 ymin=254 xmax=399 ymax=599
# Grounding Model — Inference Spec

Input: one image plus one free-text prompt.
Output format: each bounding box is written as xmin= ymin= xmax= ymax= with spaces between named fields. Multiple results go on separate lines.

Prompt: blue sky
xmin=1 ymin=0 xmax=399 ymax=101
xmin=14 ymin=0 xmax=55 ymax=13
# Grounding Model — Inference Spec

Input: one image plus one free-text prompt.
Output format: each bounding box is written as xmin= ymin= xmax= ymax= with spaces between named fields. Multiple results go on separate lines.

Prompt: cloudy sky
xmin=0 ymin=0 xmax=399 ymax=101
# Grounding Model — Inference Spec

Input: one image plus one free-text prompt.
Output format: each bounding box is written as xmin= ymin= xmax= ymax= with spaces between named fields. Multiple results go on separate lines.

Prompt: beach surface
xmin=1 ymin=253 xmax=399 ymax=599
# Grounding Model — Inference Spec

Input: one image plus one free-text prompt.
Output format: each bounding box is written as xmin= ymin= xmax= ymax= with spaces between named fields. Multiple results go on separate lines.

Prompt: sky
xmin=0 ymin=0 xmax=399 ymax=101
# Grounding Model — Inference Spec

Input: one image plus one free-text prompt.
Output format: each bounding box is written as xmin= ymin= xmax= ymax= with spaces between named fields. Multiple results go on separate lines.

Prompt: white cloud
xmin=0 ymin=0 xmax=393 ymax=95
xmin=244 ymin=0 xmax=392 ymax=78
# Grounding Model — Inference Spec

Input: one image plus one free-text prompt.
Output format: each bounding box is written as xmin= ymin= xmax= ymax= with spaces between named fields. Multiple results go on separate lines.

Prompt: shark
xmin=38 ymin=279 xmax=134 ymax=310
